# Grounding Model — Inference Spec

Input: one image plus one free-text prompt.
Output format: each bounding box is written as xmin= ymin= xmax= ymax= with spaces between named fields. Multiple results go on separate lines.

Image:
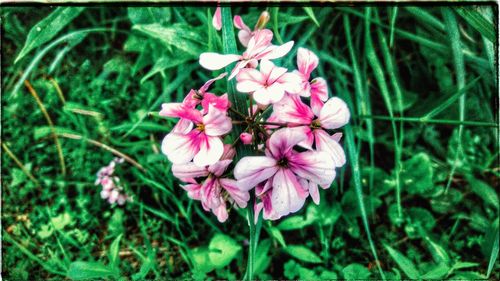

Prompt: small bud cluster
xmin=95 ymin=158 xmax=130 ymax=205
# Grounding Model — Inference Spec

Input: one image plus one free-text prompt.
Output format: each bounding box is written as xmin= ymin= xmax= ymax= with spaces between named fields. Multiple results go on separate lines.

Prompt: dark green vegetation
xmin=1 ymin=6 xmax=498 ymax=280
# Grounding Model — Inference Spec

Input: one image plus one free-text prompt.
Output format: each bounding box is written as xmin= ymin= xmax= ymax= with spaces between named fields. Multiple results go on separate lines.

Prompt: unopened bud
xmin=255 ymin=11 xmax=270 ymax=30
xmin=240 ymin=132 xmax=253 ymax=144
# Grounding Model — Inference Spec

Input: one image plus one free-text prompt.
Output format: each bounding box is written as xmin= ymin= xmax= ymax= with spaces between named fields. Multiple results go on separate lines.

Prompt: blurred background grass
xmin=1 ymin=5 xmax=498 ymax=280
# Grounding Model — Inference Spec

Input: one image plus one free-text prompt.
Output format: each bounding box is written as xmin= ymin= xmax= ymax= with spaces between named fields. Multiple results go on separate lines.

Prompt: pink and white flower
xmin=236 ymin=59 xmax=301 ymax=105
xmin=199 ymin=29 xmax=294 ymax=79
xmin=172 ymin=145 xmax=249 ymax=222
xmin=161 ymin=104 xmax=232 ymax=167
xmin=234 ymin=128 xmax=336 ymax=219
xmin=294 ymin=48 xmax=329 ymax=115
xmin=272 ymin=94 xmax=349 ymax=171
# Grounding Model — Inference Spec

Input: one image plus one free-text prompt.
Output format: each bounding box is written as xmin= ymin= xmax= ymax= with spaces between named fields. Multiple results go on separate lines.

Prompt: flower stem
xmin=244 ymin=203 xmax=262 ymax=281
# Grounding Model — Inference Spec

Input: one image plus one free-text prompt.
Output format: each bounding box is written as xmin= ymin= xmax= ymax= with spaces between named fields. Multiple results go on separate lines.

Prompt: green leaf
xmin=67 ymin=261 xmax=118 ymax=280
xmin=133 ymin=23 xmax=203 ymax=57
xmin=190 ymin=247 xmax=215 ymax=273
xmin=140 ymin=56 xmax=192 ymax=84
xmin=424 ymin=237 xmax=450 ymax=264
xmin=16 ymin=7 xmax=85 ymax=63
xmin=285 ymin=245 xmax=322 ymax=264
xmin=385 ymin=245 xmax=420 ymax=279
xmin=208 ymin=233 xmax=242 ymax=269
xmin=34 ymin=126 xmax=78 ymax=140
xmin=254 ymin=239 xmax=272 ymax=275
xmin=400 ymin=153 xmax=434 ymax=194
xmin=302 ymin=7 xmax=320 ymax=27
xmin=128 ymin=7 xmax=171 ymax=25
xmin=108 ymin=234 xmax=123 ymax=269
xmin=342 ymin=263 xmax=371 ymax=279
xmin=51 ymin=213 xmax=72 ymax=230
xmin=465 ymin=175 xmax=499 ymax=209
xmin=420 ymin=263 xmax=450 ymax=279
xmin=482 ymin=219 xmax=499 ymax=278
xmin=268 ymin=226 xmax=287 ymax=248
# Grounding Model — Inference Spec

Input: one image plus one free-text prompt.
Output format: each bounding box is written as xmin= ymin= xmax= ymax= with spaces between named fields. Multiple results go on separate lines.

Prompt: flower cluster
xmin=160 ymin=10 xmax=350 ymax=222
xmin=95 ymin=158 xmax=130 ymax=205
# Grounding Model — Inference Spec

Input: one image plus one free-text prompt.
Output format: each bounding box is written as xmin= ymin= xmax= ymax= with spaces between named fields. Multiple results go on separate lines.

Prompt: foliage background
xmin=1 ymin=5 xmax=498 ymax=280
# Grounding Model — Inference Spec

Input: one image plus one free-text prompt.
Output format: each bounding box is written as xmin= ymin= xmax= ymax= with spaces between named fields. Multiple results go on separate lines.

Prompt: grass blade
xmin=453 ymin=6 xmax=495 ymax=43
xmin=24 ymin=79 xmax=66 ymax=175
xmin=364 ymin=8 xmax=402 ymax=221
xmin=442 ymin=8 xmax=466 ymax=194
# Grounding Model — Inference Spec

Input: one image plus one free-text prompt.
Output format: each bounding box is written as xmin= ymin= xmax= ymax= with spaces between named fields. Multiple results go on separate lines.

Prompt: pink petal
xmin=213 ymin=203 xmax=229 ymax=223
xmin=234 ymin=156 xmax=278 ymax=190
xmin=310 ymin=93 xmax=324 ymax=117
xmin=254 ymin=83 xmax=285 ymax=105
xmin=199 ymin=52 xmax=241 ymax=70
xmin=212 ymin=7 xmax=222 ymax=31
xmin=193 ymin=136 xmax=224 ymax=167
xmin=288 ymin=150 xmax=336 ymax=187
xmin=277 ymin=72 xmax=302 ymax=95
xmin=296 ymin=47 xmax=319 ymax=80
xmin=182 ymin=183 xmax=203 ymax=200
xmin=199 ymin=72 xmax=227 ymax=93
xmin=272 ymin=94 xmax=314 ymax=125
xmin=172 ymin=118 xmax=194 ymax=134
xmin=262 ymin=41 xmax=294 ymax=60
xmin=297 ymin=126 xmax=315 ymax=150
xmin=236 ymin=68 xmax=265 ymax=93
xmin=228 ymin=59 xmax=252 ymax=80
xmin=161 ymin=132 xmax=199 ymax=164
xmin=268 ymin=127 xmax=307 ymax=159
xmin=233 ymin=15 xmax=251 ymax=31
xmin=264 ymin=62 xmax=288 ymax=85
xmin=319 ymin=97 xmax=350 ymax=129
xmin=201 ymin=93 xmax=231 ymax=114
xmin=220 ymin=178 xmax=250 ymax=208
xmin=270 ymin=169 xmax=307 ymax=218
xmin=221 ymin=144 xmax=236 ymax=160
xmin=160 ymin=103 xmax=203 ymax=123
xmin=172 ymin=162 xmax=209 ymax=179
xmin=245 ymin=29 xmax=274 ymax=58
xmin=238 ymin=30 xmax=253 ymax=47
xmin=332 ymin=132 xmax=343 ymax=142
xmin=300 ymin=178 xmax=320 ymax=205
xmin=100 ymin=189 xmax=110 ymax=199
xmin=208 ymin=159 xmax=232 ymax=177
xmin=203 ymin=105 xmax=232 ymax=136
xmin=314 ymin=129 xmax=346 ymax=168
xmin=310 ymin=77 xmax=328 ymax=101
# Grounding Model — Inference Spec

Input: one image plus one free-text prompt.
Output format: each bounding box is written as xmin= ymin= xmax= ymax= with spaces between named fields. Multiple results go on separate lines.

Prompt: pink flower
xmin=168 ymin=73 xmax=229 ymax=114
xmin=234 ymin=128 xmax=336 ymax=219
xmin=272 ymin=94 xmax=349 ymax=169
xmin=236 ymin=59 xmax=301 ymax=105
xmin=172 ymin=145 xmax=249 ymax=222
xmin=240 ymin=132 xmax=253 ymax=144
xmin=295 ymin=48 xmax=329 ymax=115
xmin=234 ymin=11 xmax=270 ymax=47
xmin=199 ymin=29 xmax=294 ymax=79
xmin=212 ymin=7 xmax=222 ymax=31
xmin=161 ymin=105 xmax=232 ymax=166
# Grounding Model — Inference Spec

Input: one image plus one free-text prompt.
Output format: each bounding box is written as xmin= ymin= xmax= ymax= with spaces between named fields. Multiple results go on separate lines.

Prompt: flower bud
xmin=240 ymin=132 xmax=253 ymax=144
xmin=255 ymin=11 xmax=270 ymax=30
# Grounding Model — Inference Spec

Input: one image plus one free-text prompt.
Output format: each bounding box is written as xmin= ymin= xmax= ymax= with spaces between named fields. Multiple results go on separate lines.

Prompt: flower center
xmin=277 ymin=157 xmax=288 ymax=167
xmin=311 ymin=119 xmax=321 ymax=129
xmin=196 ymin=123 xmax=205 ymax=132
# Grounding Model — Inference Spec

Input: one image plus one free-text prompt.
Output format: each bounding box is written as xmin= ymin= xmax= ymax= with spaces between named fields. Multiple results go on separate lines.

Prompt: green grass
xmin=1 ymin=6 xmax=498 ymax=280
